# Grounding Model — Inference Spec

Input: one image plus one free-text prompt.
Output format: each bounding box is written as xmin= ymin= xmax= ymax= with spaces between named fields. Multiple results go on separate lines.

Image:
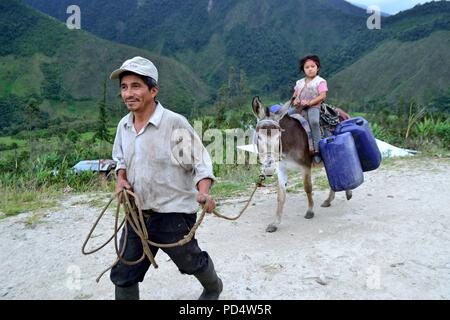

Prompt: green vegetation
xmin=24 ymin=212 xmax=49 ymax=228
xmin=24 ymin=0 xmax=366 ymax=96
xmin=0 ymin=121 xmax=117 ymax=218
xmin=93 ymin=81 xmax=113 ymax=144
xmin=87 ymin=197 xmax=111 ymax=209
xmin=361 ymin=101 xmax=450 ymax=151
xmin=328 ymin=31 xmax=450 ymax=106
xmin=313 ymin=175 xmax=330 ymax=191
xmin=211 ymin=180 xmax=250 ymax=200
xmin=0 ymin=0 xmax=211 ymax=135
xmin=22 ymin=0 xmax=450 ymax=105
xmin=0 ymin=188 xmax=58 ymax=219
xmin=1 ymin=102 xmax=448 ymax=219
xmin=286 ymin=181 xmax=304 ymax=194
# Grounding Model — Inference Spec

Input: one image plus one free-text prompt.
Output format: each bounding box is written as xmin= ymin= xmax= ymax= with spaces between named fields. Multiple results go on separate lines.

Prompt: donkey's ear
xmin=273 ymin=99 xmax=292 ymax=122
xmin=252 ymin=96 xmax=267 ymax=120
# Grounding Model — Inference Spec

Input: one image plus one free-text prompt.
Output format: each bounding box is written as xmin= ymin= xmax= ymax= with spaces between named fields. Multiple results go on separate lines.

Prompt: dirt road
xmin=1 ymin=157 xmax=449 ymax=300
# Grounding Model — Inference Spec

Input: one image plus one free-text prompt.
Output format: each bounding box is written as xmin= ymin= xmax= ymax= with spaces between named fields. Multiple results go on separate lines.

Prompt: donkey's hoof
xmin=321 ymin=201 xmax=331 ymax=208
xmin=304 ymin=211 xmax=314 ymax=219
xmin=346 ymin=191 xmax=353 ymax=201
xmin=266 ymin=224 xmax=278 ymax=233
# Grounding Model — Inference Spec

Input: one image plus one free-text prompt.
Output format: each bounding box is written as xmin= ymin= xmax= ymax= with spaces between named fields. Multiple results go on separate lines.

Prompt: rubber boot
xmin=115 ymin=283 xmax=139 ymax=300
xmin=313 ymin=153 xmax=322 ymax=164
xmin=194 ymin=257 xmax=223 ymax=300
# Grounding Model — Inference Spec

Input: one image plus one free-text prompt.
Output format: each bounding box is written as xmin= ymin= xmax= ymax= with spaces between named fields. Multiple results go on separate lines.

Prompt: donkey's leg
xmin=345 ymin=190 xmax=353 ymax=200
xmin=321 ymin=189 xmax=335 ymax=207
xmin=303 ymin=166 xmax=315 ymax=219
xmin=266 ymin=164 xmax=288 ymax=233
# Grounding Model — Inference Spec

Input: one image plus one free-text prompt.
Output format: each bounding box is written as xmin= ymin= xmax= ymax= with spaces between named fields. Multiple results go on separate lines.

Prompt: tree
xmin=93 ymin=79 xmax=112 ymax=144
xmin=428 ymin=89 xmax=450 ymax=113
xmin=25 ymin=98 xmax=40 ymax=159
xmin=237 ymin=69 xmax=251 ymax=106
xmin=213 ymin=84 xmax=230 ymax=127
xmin=67 ymin=129 xmax=80 ymax=144
xmin=227 ymin=66 xmax=238 ymax=97
xmin=11 ymin=142 xmax=18 ymax=173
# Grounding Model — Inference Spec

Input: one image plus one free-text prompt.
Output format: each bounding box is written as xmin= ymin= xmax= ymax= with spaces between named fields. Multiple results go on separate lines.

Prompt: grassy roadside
xmin=0 ymin=187 xmax=59 ymax=220
xmin=210 ymin=165 xmax=262 ymax=200
xmin=1 ymin=154 xmax=449 ymax=221
xmin=0 ymin=176 xmax=115 ymax=220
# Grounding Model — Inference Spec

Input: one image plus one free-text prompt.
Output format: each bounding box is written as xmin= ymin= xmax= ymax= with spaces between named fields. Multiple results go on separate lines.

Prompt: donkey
xmin=252 ymin=96 xmax=352 ymax=233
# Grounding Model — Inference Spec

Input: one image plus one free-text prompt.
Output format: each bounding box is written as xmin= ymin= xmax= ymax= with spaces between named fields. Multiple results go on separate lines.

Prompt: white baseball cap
xmin=110 ymin=56 xmax=158 ymax=82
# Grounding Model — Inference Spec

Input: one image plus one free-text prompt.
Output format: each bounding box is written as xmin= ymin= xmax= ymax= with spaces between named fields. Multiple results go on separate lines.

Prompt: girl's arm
xmin=307 ymin=92 xmax=327 ymax=106
xmin=293 ymin=94 xmax=301 ymax=106
xmin=306 ymin=80 xmax=328 ymax=106
xmin=292 ymin=86 xmax=301 ymax=106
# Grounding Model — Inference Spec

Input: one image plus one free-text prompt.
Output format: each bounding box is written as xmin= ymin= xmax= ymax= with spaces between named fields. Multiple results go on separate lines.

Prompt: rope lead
xmin=82 ymin=176 xmax=263 ymax=282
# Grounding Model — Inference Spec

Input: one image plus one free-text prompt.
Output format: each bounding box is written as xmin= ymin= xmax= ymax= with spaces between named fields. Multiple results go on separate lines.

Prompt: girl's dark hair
xmin=119 ymin=71 xmax=158 ymax=91
xmin=299 ymin=55 xmax=321 ymax=74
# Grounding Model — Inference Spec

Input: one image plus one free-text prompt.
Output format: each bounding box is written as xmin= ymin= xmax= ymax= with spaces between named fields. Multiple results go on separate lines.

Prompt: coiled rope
xmin=82 ymin=176 xmax=264 ymax=282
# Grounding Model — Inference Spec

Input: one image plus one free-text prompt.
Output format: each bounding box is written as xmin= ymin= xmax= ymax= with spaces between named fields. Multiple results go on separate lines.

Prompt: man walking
xmin=110 ymin=56 xmax=222 ymax=300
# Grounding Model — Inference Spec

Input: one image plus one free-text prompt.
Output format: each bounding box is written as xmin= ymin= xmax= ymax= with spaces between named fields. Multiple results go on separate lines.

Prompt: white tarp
xmin=375 ymin=139 xmax=417 ymax=158
xmin=237 ymin=144 xmax=258 ymax=154
xmin=237 ymin=139 xmax=417 ymax=158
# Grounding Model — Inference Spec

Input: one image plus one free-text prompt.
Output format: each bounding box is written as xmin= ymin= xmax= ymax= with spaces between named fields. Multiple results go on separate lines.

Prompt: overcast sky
xmin=346 ymin=0 xmax=438 ymax=14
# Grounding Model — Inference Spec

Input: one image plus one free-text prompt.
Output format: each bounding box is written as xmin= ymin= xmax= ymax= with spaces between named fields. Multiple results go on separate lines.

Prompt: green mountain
xmin=13 ymin=0 xmax=450 ymax=108
xmin=0 ymin=0 xmax=211 ymax=134
xmin=327 ymin=1 xmax=450 ymax=106
xmin=23 ymin=0 xmax=368 ymax=95
xmin=328 ymin=30 xmax=450 ymax=107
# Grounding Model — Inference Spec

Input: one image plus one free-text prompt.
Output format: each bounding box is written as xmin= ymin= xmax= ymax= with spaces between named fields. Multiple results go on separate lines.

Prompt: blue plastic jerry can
xmin=319 ymin=132 xmax=364 ymax=192
xmin=334 ymin=117 xmax=382 ymax=172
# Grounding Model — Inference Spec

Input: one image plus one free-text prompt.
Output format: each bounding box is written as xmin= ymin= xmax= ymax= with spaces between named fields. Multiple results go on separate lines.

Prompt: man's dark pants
xmin=110 ymin=212 xmax=210 ymax=287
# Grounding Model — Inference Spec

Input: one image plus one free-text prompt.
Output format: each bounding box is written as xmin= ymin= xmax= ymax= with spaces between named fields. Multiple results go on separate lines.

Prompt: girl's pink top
xmin=294 ymin=76 xmax=328 ymax=109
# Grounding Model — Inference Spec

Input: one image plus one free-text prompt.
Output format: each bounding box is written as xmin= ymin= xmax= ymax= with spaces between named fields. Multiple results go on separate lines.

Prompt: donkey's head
xmin=252 ymin=96 xmax=290 ymax=177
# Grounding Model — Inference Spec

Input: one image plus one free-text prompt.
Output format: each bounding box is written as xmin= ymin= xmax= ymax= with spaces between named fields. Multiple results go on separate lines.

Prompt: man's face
xmin=120 ymin=74 xmax=158 ymax=112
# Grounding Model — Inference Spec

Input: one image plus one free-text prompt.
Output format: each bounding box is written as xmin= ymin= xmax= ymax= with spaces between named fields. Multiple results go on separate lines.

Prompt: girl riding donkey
xmin=292 ymin=55 xmax=328 ymax=164
xmin=252 ymin=55 xmax=352 ymax=232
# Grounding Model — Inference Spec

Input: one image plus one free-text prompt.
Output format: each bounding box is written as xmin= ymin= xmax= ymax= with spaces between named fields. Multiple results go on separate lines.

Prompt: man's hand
xmin=196 ymin=192 xmax=216 ymax=213
xmin=115 ymin=177 xmax=132 ymax=204
xmin=115 ymin=169 xmax=132 ymax=195
xmin=196 ymin=178 xmax=215 ymax=213
xmin=115 ymin=178 xmax=132 ymax=194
